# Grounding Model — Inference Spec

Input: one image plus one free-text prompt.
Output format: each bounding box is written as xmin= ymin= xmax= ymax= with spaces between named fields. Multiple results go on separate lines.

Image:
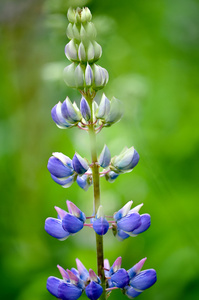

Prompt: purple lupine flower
xmin=124 ymin=286 xmax=142 ymax=299
xmin=47 ymin=264 xmax=83 ymax=300
xmin=45 ymin=201 xmax=85 ymax=239
xmin=45 ymin=206 xmax=70 ymax=240
xmin=98 ymin=144 xmax=111 ymax=168
xmin=72 ymin=152 xmax=89 ymax=175
xmin=85 ymin=269 xmax=103 ymax=300
xmin=62 ymin=201 xmax=86 ymax=234
xmin=47 ymin=152 xmax=75 ymax=188
xmin=111 ymin=146 xmax=139 ymax=173
xmin=76 ymin=258 xmax=89 ymax=282
xmin=129 ymin=269 xmax=157 ymax=291
xmin=61 ymin=96 xmax=82 ymax=123
xmin=126 ymin=258 xmax=157 ymax=295
xmin=76 ymin=172 xmax=92 ymax=191
xmin=93 ymin=206 xmax=109 ymax=236
xmin=51 ymin=102 xmax=73 ymax=129
xmin=105 ymin=170 xmax=119 ymax=183
xmin=108 ymin=257 xmax=130 ymax=288
xmin=80 ymin=97 xmax=91 ymax=121
xmin=113 ymin=201 xmax=151 ymax=241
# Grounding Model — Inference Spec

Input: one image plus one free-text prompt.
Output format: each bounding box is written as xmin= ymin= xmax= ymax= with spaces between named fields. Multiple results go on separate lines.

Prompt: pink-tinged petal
xmin=54 ymin=206 xmax=67 ymax=219
xmin=128 ymin=258 xmax=147 ymax=279
xmin=89 ymin=269 xmax=98 ymax=282
xmin=104 ymin=259 xmax=110 ymax=270
xmin=67 ymin=269 xmax=79 ymax=286
xmin=76 ymin=258 xmax=89 ymax=282
xmin=57 ymin=265 xmax=69 ymax=281
xmin=67 ymin=200 xmax=81 ymax=217
xmin=109 ymin=257 xmax=122 ymax=275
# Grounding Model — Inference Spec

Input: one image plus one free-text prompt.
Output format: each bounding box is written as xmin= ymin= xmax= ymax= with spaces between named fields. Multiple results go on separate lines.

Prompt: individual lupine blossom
xmin=51 ymin=94 xmax=123 ymax=132
xmin=104 ymin=257 xmax=157 ymax=298
xmin=47 ymin=152 xmax=92 ymax=191
xmin=112 ymin=201 xmax=151 ymax=241
xmin=110 ymin=146 xmax=140 ymax=174
xmin=45 ymin=201 xmax=86 ymax=240
xmin=92 ymin=205 xmax=109 ymax=236
xmin=47 ymin=258 xmax=103 ymax=300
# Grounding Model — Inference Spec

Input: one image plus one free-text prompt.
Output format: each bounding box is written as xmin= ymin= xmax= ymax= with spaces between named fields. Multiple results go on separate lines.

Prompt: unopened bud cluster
xmin=64 ymin=7 xmax=108 ymax=90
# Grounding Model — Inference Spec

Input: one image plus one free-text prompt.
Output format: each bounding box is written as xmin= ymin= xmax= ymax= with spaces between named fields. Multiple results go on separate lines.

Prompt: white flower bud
xmin=66 ymin=23 xmax=74 ymax=39
xmin=85 ymin=64 xmax=93 ymax=87
xmin=67 ymin=7 xmax=76 ymax=23
xmin=93 ymin=41 xmax=102 ymax=61
xmin=87 ymin=42 xmax=95 ymax=62
xmin=65 ymin=39 xmax=78 ymax=61
xmin=63 ymin=63 xmax=76 ymax=88
xmin=72 ymin=24 xmax=80 ymax=40
xmin=78 ymin=42 xmax=86 ymax=62
xmin=84 ymin=22 xmax=96 ymax=39
xmin=75 ymin=64 xmax=84 ymax=89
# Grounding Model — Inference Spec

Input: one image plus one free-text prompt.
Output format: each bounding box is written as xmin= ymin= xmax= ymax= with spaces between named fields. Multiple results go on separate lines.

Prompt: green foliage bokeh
xmin=0 ymin=0 xmax=199 ymax=299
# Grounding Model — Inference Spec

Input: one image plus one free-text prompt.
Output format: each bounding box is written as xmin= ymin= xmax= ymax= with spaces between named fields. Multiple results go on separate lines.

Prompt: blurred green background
xmin=1 ymin=0 xmax=199 ymax=299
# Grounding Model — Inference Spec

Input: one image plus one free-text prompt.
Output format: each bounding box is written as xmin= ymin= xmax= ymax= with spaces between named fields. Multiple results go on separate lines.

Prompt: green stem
xmin=85 ymin=93 xmax=106 ymax=300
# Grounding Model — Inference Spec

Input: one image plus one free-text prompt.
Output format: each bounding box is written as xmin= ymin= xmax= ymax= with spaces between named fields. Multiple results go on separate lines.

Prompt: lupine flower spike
xmin=45 ymin=6 xmax=157 ymax=300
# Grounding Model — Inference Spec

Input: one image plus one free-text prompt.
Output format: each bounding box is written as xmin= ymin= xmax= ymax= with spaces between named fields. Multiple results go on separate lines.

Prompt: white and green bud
xmin=85 ymin=63 xmax=93 ymax=86
xmin=93 ymin=41 xmax=102 ymax=61
xmin=63 ymin=63 xmax=76 ymax=88
xmin=66 ymin=23 xmax=74 ymax=39
xmin=67 ymin=7 xmax=76 ymax=23
xmin=111 ymin=146 xmax=139 ymax=173
xmin=65 ymin=39 xmax=78 ymax=61
xmin=84 ymin=22 xmax=97 ymax=40
xmin=75 ymin=64 xmax=85 ymax=89
xmin=80 ymin=7 xmax=92 ymax=23
xmin=92 ymin=64 xmax=109 ymax=90
xmin=104 ymin=97 xmax=123 ymax=126
xmin=78 ymin=42 xmax=87 ymax=62
xmin=72 ymin=23 xmax=80 ymax=40
xmin=87 ymin=42 xmax=95 ymax=61
xmin=98 ymin=145 xmax=111 ymax=168
xmin=96 ymin=93 xmax=110 ymax=119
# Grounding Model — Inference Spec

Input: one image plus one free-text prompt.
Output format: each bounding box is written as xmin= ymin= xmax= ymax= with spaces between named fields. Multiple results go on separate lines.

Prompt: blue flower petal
xmin=85 ymin=281 xmax=103 ymax=300
xmin=76 ymin=174 xmax=92 ymax=191
xmin=93 ymin=217 xmax=109 ymax=235
xmin=45 ymin=218 xmax=70 ymax=240
xmin=72 ymin=153 xmax=89 ymax=175
xmin=62 ymin=214 xmax=84 ymax=234
xmin=125 ymin=286 xmax=142 ymax=298
xmin=130 ymin=269 xmax=157 ymax=291
xmin=117 ymin=212 xmax=141 ymax=232
xmin=117 ymin=229 xmax=130 ymax=241
xmin=110 ymin=268 xmax=130 ymax=288
xmin=51 ymin=174 xmax=75 ymax=187
xmin=47 ymin=276 xmax=62 ymax=297
xmin=131 ymin=214 xmax=151 ymax=235
xmin=58 ymin=282 xmax=82 ymax=300
xmin=47 ymin=157 xmax=74 ymax=178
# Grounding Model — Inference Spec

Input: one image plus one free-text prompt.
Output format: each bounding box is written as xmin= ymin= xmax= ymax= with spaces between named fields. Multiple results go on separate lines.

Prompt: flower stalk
xmin=86 ymin=94 xmax=106 ymax=300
